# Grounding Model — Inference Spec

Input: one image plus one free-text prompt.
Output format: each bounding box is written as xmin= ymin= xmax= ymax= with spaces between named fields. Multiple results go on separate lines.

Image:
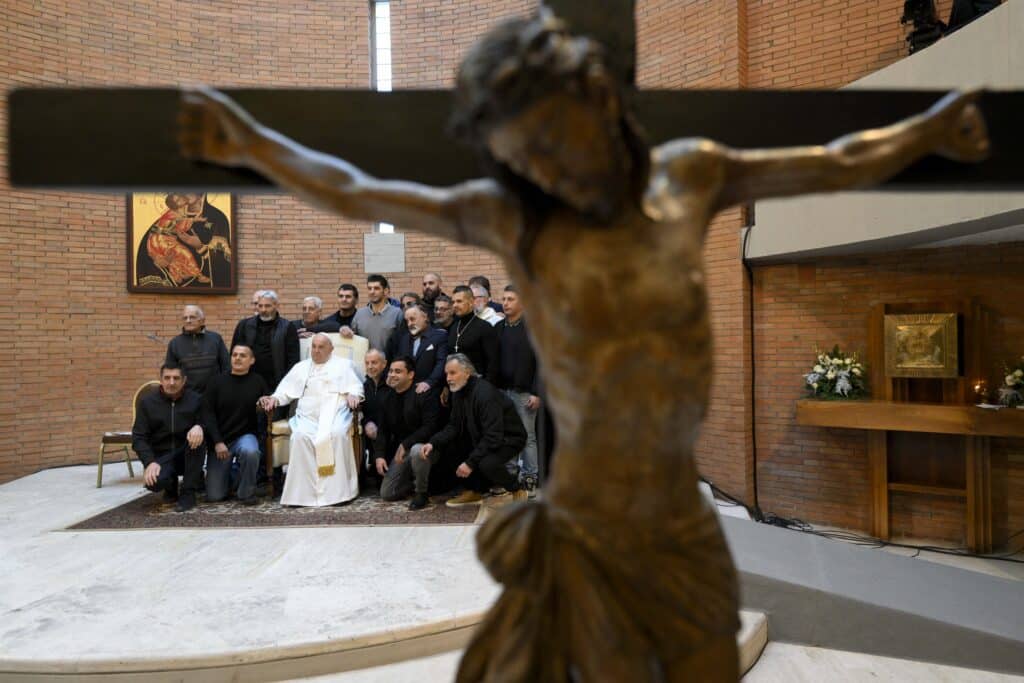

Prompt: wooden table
xmin=795 ymin=399 xmax=1023 ymax=552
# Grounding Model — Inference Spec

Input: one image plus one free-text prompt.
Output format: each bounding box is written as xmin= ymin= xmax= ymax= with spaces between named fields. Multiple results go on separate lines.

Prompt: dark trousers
xmin=146 ymin=447 xmax=204 ymax=499
xmin=466 ymin=444 xmax=521 ymax=493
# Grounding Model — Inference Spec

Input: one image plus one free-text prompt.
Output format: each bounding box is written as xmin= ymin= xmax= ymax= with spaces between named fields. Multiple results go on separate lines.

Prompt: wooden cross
xmin=8 ymin=0 xmax=1024 ymax=191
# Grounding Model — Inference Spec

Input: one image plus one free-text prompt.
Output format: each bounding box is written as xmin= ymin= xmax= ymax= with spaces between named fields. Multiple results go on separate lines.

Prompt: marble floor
xmin=0 ymin=463 xmax=495 ymax=679
xmin=2 ymin=463 xmax=1019 ymax=681
xmin=295 ymin=640 xmax=1024 ymax=682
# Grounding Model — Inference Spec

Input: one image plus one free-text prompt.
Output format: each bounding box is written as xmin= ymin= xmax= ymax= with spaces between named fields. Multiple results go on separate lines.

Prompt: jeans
xmin=380 ymin=443 xmax=437 ymax=500
xmin=205 ymin=433 xmax=261 ymax=501
xmin=505 ymin=389 xmax=538 ymax=479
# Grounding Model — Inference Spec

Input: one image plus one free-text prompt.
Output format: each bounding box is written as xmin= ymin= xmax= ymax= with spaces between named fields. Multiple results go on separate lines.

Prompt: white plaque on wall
xmin=363 ymin=232 xmax=405 ymax=273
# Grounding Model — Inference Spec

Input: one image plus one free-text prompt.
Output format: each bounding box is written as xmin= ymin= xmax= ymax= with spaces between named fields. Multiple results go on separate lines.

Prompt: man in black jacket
xmin=324 ymin=283 xmax=359 ymax=329
xmin=133 ymin=363 xmax=206 ymax=512
xmin=360 ymin=348 xmax=389 ymax=481
xmin=433 ymin=294 xmax=455 ymax=332
xmin=202 ymin=345 xmax=268 ymax=504
xmin=164 ymin=305 xmax=229 ymax=396
xmin=387 ymin=304 xmax=448 ymax=394
xmin=377 ymin=356 xmax=443 ymax=509
xmin=421 ymin=354 xmax=526 ymax=508
xmin=448 ymin=286 xmax=499 ymax=383
xmin=497 ymin=284 xmax=541 ymax=494
xmin=231 ymin=289 xmax=300 ymax=394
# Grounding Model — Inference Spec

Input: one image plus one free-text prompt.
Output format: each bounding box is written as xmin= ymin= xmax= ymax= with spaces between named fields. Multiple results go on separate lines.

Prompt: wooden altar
xmin=796 ymin=300 xmax=1014 ymax=552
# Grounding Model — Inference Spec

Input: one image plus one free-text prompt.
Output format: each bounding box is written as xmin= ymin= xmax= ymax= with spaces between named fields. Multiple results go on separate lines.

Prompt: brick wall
xmin=1 ymin=1 xmax=377 ymax=481
xmin=753 ymin=245 xmax=1024 ymax=543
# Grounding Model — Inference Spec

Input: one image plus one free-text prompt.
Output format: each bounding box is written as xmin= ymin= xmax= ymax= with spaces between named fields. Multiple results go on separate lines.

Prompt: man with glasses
xmin=433 ymin=294 xmax=455 ymax=332
xmin=471 ymin=283 xmax=504 ymax=326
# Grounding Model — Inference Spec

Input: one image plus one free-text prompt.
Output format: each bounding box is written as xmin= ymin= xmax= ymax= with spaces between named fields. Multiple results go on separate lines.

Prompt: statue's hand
xmin=178 ymin=86 xmax=262 ymax=167
xmin=933 ymin=90 xmax=990 ymax=163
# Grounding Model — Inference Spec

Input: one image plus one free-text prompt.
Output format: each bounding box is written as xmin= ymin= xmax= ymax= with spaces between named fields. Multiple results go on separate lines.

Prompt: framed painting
xmin=127 ymin=192 xmax=236 ymax=294
xmin=884 ymin=313 xmax=959 ymax=378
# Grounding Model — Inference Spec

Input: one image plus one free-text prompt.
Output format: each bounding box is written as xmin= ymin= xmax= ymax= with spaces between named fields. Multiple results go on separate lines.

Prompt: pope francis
xmin=260 ymin=333 xmax=364 ymax=506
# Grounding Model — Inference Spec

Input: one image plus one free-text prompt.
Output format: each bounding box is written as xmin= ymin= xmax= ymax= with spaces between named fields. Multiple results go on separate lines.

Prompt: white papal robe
xmin=272 ymin=356 xmax=364 ymax=507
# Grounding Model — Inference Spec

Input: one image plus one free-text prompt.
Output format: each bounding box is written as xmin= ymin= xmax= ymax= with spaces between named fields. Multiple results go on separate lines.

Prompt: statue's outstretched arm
xmin=178 ymin=87 xmax=515 ymax=253
xmin=650 ymin=90 xmax=989 ymax=217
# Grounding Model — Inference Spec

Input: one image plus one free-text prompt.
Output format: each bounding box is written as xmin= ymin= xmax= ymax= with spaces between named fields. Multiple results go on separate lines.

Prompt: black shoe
xmin=408 ymin=492 xmax=429 ymax=510
xmin=175 ymin=494 xmax=196 ymax=513
xmin=161 ymin=478 xmax=179 ymax=503
xmin=239 ymin=496 xmax=261 ymax=506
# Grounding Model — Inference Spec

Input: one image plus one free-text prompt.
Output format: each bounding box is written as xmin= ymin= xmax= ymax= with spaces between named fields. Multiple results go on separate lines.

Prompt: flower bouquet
xmin=803 ymin=346 xmax=867 ymax=399
xmin=997 ymin=357 xmax=1024 ymax=407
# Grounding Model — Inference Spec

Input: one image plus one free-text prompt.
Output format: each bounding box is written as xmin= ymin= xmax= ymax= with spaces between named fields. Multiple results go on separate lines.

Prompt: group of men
xmin=132 ymin=271 xmax=541 ymax=512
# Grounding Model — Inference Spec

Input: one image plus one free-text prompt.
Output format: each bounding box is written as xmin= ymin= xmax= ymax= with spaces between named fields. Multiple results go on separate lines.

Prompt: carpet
xmin=68 ymin=491 xmax=481 ymax=530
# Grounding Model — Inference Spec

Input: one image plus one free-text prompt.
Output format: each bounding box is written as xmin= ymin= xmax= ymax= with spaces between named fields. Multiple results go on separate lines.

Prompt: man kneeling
xmin=422 ymin=354 xmax=527 ymax=508
xmin=259 ymin=333 xmax=364 ymax=507
xmin=377 ymin=356 xmax=442 ymax=510
xmin=202 ymin=344 xmax=268 ymax=504
xmin=132 ymin=363 xmax=205 ymax=512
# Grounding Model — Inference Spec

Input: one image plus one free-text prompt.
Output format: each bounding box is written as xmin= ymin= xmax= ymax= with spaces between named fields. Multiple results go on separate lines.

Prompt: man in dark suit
xmin=388 ymin=304 xmax=448 ymax=394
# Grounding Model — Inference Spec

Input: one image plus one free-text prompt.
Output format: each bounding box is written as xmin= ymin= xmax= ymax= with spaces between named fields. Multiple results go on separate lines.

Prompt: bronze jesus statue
xmin=179 ymin=12 xmax=988 ymax=682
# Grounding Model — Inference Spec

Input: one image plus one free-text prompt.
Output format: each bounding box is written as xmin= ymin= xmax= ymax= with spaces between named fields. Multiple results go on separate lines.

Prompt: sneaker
xmin=521 ymin=474 xmax=538 ymax=497
xmin=175 ymin=494 xmax=196 ymax=513
xmin=408 ymin=492 xmax=429 ymax=510
xmin=446 ymin=490 xmax=484 ymax=508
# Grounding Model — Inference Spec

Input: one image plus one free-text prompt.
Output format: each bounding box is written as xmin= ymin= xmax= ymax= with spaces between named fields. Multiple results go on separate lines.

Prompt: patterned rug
xmin=68 ymin=491 xmax=480 ymax=530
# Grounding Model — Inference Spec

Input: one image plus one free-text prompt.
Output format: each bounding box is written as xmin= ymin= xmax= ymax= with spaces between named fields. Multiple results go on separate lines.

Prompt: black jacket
xmin=291 ymin=318 xmax=342 ymax=335
xmin=449 ymin=313 xmax=499 ymax=384
xmin=373 ymin=386 xmax=442 ymax=463
xmin=390 ymin=326 xmax=448 ymax=389
xmin=132 ymin=388 xmax=204 ymax=467
xmin=324 ymin=310 xmax=356 ymax=329
xmin=362 ymin=376 xmax=388 ymax=428
xmin=497 ymin=317 xmax=538 ymax=394
xmin=429 ymin=376 xmax=526 ymax=468
xmin=164 ymin=328 xmax=229 ymax=395
xmin=231 ymin=315 xmax=299 ymax=387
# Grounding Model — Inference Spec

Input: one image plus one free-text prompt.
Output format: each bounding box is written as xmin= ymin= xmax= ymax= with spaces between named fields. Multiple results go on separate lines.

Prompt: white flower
xmin=812 ymin=382 xmax=819 ymax=389
xmin=852 ymin=368 xmax=861 ymax=376
xmin=826 ymin=369 xmax=836 ymax=380
xmin=813 ymin=364 xmax=824 ymax=373
xmin=1006 ymin=375 xmax=1016 ymax=386
xmin=1015 ymin=370 xmax=1023 ymax=378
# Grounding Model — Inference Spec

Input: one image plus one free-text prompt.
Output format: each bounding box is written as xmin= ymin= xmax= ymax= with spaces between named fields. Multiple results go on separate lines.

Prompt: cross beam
xmin=9 ymin=88 xmax=1024 ymax=192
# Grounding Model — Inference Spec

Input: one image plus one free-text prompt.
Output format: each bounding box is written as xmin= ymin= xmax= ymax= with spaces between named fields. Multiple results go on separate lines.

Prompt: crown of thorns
xmin=451 ymin=11 xmax=611 ymax=141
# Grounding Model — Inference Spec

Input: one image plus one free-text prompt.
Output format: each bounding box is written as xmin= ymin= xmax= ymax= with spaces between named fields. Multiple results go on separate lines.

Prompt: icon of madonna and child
xmin=128 ymin=192 xmax=235 ymax=293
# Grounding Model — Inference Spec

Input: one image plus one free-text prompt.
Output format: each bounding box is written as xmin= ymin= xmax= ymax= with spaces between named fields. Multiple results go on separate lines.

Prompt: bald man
xmin=164 ymin=304 xmax=229 ymax=395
